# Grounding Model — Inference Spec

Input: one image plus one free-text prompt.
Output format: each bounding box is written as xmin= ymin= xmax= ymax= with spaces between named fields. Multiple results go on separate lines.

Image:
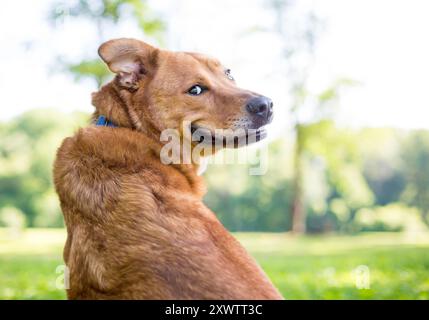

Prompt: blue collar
xmin=95 ymin=115 xmax=117 ymax=127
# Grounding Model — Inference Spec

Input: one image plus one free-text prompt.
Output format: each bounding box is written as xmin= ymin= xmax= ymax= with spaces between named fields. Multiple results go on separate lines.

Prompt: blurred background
xmin=1 ymin=0 xmax=429 ymax=299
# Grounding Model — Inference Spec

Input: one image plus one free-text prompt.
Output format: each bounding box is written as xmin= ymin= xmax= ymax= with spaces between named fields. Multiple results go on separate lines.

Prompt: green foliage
xmin=355 ymin=204 xmax=427 ymax=232
xmin=0 ymin=110 xmax=88 ymax=227
xmin=205 ymin=140 xmax=293 ymax=231
xmin=66 ymin=59 xmax=112 ymax=87
xmin=401 ymin=130 xmax=429 ymax=221
xmin=1 ymin=109 xmax=429 ymax=233
xmin=2 ymin=229 xmax=429 ymax=299
xmin=359 ymin=128 xmax=406 ymax=205
xmin=0 ymin=207 xmax=27 ymax=230
xmin=50 ymin=0 xmax=165 ymax=86
xmin=51 ymin=0 xmax=165 ymax=37
xmin=302 ymin=121 xmax=374 ymax=209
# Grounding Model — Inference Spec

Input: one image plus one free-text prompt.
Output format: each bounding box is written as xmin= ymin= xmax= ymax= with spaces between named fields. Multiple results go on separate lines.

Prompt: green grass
xmin=1 ymin=228 xmax=429 ymax=299
xmin=237 ymin=232 xmax=429 ymax=299
xmin=0 ymin=229 xmax=66 ymax=299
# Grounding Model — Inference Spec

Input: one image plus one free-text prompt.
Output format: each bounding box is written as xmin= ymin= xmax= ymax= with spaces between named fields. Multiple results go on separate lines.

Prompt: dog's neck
xmin=91 ymin=82 xmax=151 ymax=136
xmin=91 ymin=82 xmax=207 ymax=197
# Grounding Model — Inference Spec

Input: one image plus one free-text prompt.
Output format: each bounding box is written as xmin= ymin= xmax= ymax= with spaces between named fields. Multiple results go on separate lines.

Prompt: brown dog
xmin=53 ymin=38 xmax=282 ymax=299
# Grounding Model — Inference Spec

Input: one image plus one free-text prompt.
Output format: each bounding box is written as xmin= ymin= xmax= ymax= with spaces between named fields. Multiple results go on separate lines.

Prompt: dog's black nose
xmin=246 ymin=96 xmax=273 ymax=121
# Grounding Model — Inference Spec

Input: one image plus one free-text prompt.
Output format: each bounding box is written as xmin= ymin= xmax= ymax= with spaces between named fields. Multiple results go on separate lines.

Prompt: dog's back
xmin=55 ymin=127 xmax=281 ymax=299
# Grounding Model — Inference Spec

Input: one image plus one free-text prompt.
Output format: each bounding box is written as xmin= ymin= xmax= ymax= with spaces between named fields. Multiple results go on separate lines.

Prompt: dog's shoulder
xmin=56 ymin=126 xmax=157 ymax=165
xmin=53 ymin=126 xmax=160 ymax=215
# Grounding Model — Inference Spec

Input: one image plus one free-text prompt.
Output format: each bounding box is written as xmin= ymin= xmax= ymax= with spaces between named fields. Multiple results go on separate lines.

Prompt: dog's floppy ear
xmin=98 ymin=38 xmax=158 ymax=90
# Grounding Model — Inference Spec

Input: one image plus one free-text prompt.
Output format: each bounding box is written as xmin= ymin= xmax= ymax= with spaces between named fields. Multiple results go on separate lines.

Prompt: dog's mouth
xmin=190 ymin=124 xmax=267 ymax=148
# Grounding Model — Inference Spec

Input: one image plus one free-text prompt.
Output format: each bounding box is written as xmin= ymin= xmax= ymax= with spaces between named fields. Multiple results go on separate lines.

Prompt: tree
xmin=268 ymin=1 xmax=334 ymax=233
xmin=49 ymin=0 xmax=164 ymax=86
xmin=267 ymin=0 xmax=324 ymax=233
xmin=268 ymin=1 xmax=373 ymax=233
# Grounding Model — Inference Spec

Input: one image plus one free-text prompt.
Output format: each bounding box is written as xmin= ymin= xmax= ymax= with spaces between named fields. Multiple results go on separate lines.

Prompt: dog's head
xmin=98 ymin=38 xmax=273 ymax=148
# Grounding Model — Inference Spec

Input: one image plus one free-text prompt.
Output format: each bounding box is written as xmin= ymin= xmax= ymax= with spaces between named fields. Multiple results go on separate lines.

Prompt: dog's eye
xmin=225 ymin=69 xmax=234 ymax=81
xmin=188 ymin=85 xmax=205 ymax=96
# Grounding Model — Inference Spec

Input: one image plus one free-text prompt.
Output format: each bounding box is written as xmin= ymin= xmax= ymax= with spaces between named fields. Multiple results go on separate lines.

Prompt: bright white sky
xmin=1 ymin=0 xmax=428 ymax=135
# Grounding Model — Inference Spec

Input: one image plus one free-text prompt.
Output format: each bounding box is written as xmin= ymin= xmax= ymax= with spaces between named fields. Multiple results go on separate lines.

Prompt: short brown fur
xmin=53 ymin=38 xmax=282 ymax=299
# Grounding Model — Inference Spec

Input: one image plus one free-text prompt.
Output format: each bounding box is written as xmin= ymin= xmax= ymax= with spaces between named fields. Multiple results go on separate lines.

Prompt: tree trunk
xmin=291 ymin=125 xmax=306 ymax=234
